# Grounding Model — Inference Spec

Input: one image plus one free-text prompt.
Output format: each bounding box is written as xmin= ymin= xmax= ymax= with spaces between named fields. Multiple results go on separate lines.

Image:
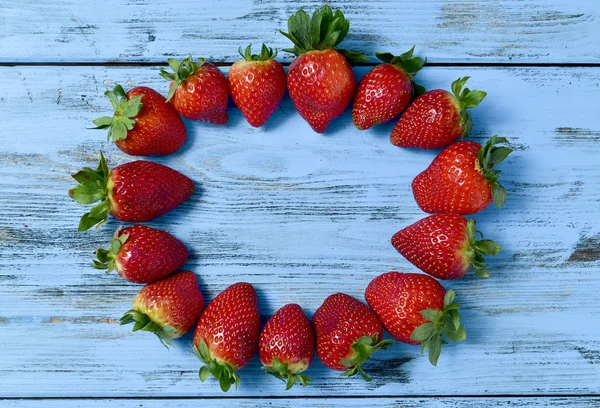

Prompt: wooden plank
xmin=0 ymin=65 xmax=599 ymax=397
xmin=1 ymin=0 xmax=599 ymax=64
xmin=2 ymin=397 xmax=600 ymax=408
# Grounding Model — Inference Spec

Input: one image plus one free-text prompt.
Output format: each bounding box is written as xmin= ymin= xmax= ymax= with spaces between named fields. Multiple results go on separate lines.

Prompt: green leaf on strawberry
xmin=193 ymin=339 xmax=241 ymax=392
xmin=92 ymin=84 xmax=143 ymax=142
xmin=450 ymin=76 xmax=487 ymax=139
xmin=338 ymin=333 xmax=393 ymax=382
xmin=260 ymin=358 xmax=313 ymax=390
xmin=410 ymin=289 xmax=466 ymax=366
xmin=280 ymin=5 xmax=367 ymax=64
xmin=159 ymin=55 xmax=206 ymax=102
xmin=68 ymin=152 xmax=112 ymax=231
xmin=120 ymin=309 xmax=178 ymax=348
xmin=477 ymin=136 xmax=513 ymax=208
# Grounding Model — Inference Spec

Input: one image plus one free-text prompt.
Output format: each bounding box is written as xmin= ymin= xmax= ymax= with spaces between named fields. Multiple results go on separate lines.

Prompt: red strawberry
xmin=352 ymin=47 xmax=426 ymax=130
xmin=365 ymin=272 xmax=465 ymax=366
xmin=391 ymin=76 xmax=486 ymax=149
xmin=280 ymin=6 xmax=367 ymax=133
xmin=193 ymin=282 xmax=260 ymax=392
xmin=120 ymin=271 xmax=204 ymax=347
xmin=228 ymin=44 xmax=287 ymax=127
xmin=259 ymin=303 xmax=314 ymax=390
xmin=392 ymin=214 xmax=501 ymax=280
xmin=92 ymin=85 xmax=186 ymax=156
xmin=412 ymin=136 xmax=512 ymax=215
xmin=160 ymin=56 xmax=229 ymax=124
xmin=93 ymin=225 xmax=189 ymax=284
xmin=69 ymin=152 xmax=195 ymax=231
xmin=312 ymin=293 xmax=391 ymax=381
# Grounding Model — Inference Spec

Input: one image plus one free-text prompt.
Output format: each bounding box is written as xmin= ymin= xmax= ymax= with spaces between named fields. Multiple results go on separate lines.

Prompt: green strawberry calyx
xmin=92 ymin=228 xmax=129 ymax=273
xmin=92 ymin=84 xmax=143 ymax=142
xmin=120 ymin=309 xmax=178 ymax=348
xmin=193 ymin=338 xmax=241 ymax=392
xmin=410 ymin=290 xmax=466 ymax=366
xmin=279 ymin=5 xmax=368 ymax=64
xmin=68 ymin=152 xmax=112 ymax=232
xmin=376 ymin=46 xmax=427 ymax=96
xmin=260 ymin=358 xmax=312 ymax=390
xmin=339 ymin=333 xmax=393 ymax=382
xmin=450 ymin=76 xmax=487 ymax=139
xmin=463 ymin=219 xmax=501 ymax=278
xmin=239 ymin=44 xmax=278 ymax=62
xmin=160 ymin=55 xmax=206 ymax=102
xmin=478 ymin=135 xmax=513 ymax=209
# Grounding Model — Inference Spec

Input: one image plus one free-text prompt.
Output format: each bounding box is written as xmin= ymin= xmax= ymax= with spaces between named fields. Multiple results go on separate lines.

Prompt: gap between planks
xmin=3 ymin=394 xmax=600 ymax=400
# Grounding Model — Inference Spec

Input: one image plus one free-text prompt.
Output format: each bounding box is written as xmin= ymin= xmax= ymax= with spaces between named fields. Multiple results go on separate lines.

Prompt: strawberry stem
xmin=463 ymin=219 xmax=502 ymax=278
xmin=450 ymin=76 xmax=487 ymax=139
xmin=410 ymin=290 xmax=466 ymax=366
xmin=92 ymin=228 xmax=129 ymax=272
xmin=260 ymin=358 xmax=312 ymax=390
xmin=193 ymin=339 xmax=241 ymax=392
xmin=376 ymin=47 xmax=427 ymax=97
xmin=477 ymin=136 xmax=513 ymax=208
xmin=91 ymin=84 xmax=143 ymax=143
xmin=68 ymin=152 xmax=112 ymax=231
xmin=338 ymin=333 xmax=392 ymax=381
xmin=159 ymin=55 xmax=206 ymax=102
xmin=120 ymin=309 xmax=178 ymax=348
xmin=279 ymin=5 xmax=367 ymax=64
xmin=238 ymin=44 xmax=278 ymax=61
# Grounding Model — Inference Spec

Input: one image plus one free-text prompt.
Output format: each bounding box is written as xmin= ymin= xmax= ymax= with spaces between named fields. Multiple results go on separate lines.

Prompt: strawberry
xmin=312 ymin=293 xmax=391 ymax=381
xmin=193 ymin=282 xmax=260 ymax=392
xmin=392 ymin=214 xmax=501 ymax=280
xmin=280 ymin=6 xmax=367 ymax=133
xmin=365 ymin=272 xmax=465 ymax=366
xmin=352 ymin=47 xmax=426 ymax=130
xmin=412 ymin=136 xmax=512 ymax=215
xmin=120 ymin=271 xmax=204 ymax=347
xmin=228 ymin=44 xmax=287 ymax=127
xmin=391 ymin=76 xmax=486 ymax=149
xmin=93 ymin=225 xmax=189 ymax=284
xmin=92 ymin=85 xmax=186 ymax=156
xmin=69 ymin=152 xmax=195 ymax=231
xmin=259 ymin=303 xmax=314 ymax=390
xmin=160 ymin=56 xmax=229 ymax=124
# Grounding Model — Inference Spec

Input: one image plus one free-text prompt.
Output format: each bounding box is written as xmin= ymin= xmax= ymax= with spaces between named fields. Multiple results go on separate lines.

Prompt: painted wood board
xmin=2 ymin=397 xmax=600 ymax=408
xmin=0 ymin=65 xmax=599 ymax=398
xmin=1 ymin=0 xmax=599 ymax=64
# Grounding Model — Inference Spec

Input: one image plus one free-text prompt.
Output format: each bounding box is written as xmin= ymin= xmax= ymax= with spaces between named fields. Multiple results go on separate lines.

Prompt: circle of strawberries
xmin=69 ymin=5 xmax=512 ymax=393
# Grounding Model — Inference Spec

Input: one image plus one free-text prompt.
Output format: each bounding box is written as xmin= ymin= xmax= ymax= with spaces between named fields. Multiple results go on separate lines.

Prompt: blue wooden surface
xmin=1 ymin=1 xmax=600 ymax=406
xmin=0 ymin=0 xmax=599 ymax=64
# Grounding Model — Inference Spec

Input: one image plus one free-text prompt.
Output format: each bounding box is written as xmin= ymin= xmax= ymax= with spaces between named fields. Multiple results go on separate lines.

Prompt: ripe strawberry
xmin=228 ymin=44 xmax=287 ymax=127
xmin=412 ymin=136 xmax=512 ymax=215
xmin=193 ymin=282 xmax=260 ymax=392
xmin=312 ymin=293 xmax=391 ymax=381
xmin=160 ymin=56 xmax=229 ymax=124
xmin=280 ymin=6 xmax=367 ymax=133
xmin=392 ymin=214 xmax=501 ymax=280
xmin=391 ymin=76 xmax=486 ymax=149
xmin=120 ymin=271 xmax=204 ymax=347
xmin=352 ymin=47 xmax=426 ymax=130
xmin=365 ymin=272 xmax=465 ymax=366
xmin=92 ymin=85 xmax=186 ymax=156
xmin=69 ymin=152 xmax=195 ymax=231
xmin=93 ymin=225 xmax=189 ymax=284
xmin=259 ymin=303 xmax=314 ymax=390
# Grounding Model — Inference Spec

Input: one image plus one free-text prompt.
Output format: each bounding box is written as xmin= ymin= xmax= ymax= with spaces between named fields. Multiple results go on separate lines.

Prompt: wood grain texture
xmin=1 ymin=65 xmax=599 ymax=398
xmin=2 ymin=397 xmax=600 ymax=408
xmin=1 ymin=0 xmax=599 ymax=64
